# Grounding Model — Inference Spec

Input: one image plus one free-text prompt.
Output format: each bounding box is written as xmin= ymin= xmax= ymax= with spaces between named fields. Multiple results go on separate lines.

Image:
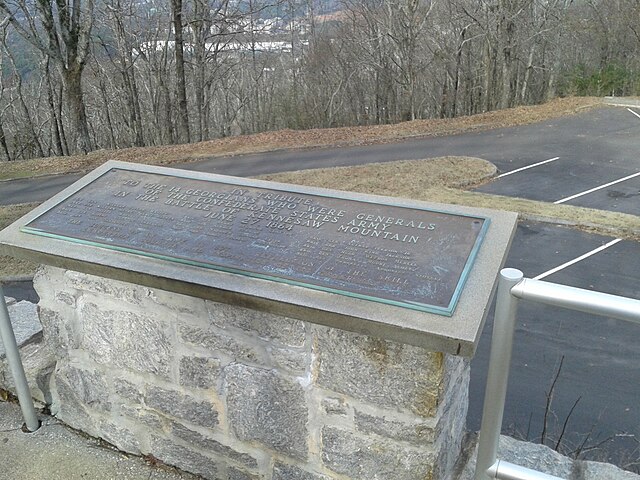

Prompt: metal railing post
xmin=0 ymin=285 xmax=40 ymax=431
xmin=474 ymin=268 xmax=523 ymax=480
xmin=473 ymin=268 xmax=639 ymax=480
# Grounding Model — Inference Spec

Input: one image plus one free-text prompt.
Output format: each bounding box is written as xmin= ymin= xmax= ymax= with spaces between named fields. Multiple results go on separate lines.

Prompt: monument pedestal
xmin=0 ymin=161 xmax=517 ymax=479
xmin=36 ymin=265 xmax=468 ymax=480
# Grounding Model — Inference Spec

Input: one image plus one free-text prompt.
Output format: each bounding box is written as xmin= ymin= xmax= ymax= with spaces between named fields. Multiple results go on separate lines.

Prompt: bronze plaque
xmin=22 ymin=168 xmax=488 ymax=315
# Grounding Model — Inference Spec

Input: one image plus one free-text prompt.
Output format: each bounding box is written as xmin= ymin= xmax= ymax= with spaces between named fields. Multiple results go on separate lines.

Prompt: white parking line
xmin=534 ymin=238 xmax=622 ymax=280
xmin=496 ymin=157 xmax=560 ymax=178
xmin=627 ymin=107 xmax=640 ymax=120
xmin=554 ymin=171 xmax=640 ymax=204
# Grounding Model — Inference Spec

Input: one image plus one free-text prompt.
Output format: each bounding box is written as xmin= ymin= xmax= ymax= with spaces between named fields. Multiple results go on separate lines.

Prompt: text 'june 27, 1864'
xmin=22 ymin=168 xmax=488 ymax=315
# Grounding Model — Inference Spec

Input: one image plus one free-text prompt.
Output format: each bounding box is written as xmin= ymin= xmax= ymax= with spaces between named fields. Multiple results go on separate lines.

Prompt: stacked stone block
xmin=34 ymin=265 xmax=469 ymax=480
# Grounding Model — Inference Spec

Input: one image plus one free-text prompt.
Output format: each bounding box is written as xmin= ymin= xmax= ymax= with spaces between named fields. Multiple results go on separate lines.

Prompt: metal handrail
xmin=474 ymin=268 xmax=640 ymax=480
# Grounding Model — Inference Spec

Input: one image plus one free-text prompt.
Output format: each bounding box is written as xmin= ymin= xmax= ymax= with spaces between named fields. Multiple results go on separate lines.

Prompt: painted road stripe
xmin=496 ymin=157 xmax=560 ymax=178
xmin=554 ymin=171 xmax=640 ymax=204
xmin=627 ymin=107 xmax=640 ymax=120
xmin=534 ymin=238 xmax=623 ymax=280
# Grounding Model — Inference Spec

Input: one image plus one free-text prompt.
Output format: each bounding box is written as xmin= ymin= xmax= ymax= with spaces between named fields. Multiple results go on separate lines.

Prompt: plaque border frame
xmin=20 ymin=166 xmax=490 ymax=316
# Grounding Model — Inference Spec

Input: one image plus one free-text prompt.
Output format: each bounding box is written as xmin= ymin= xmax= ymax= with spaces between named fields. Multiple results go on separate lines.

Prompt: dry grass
xmin=0 ymin=96 xmax=601 ymax=182
xmin=0 ymin=203 xmax=40 ymax=278
xmin=261 ymin=157 xmax=640 ymax=241
xmin=260 ymin=156 xmax=498 ymax=191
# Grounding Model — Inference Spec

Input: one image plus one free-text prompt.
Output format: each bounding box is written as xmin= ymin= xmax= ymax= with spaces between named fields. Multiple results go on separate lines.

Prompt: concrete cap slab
xmin=0 ymin=161 xmax=517 ymax=356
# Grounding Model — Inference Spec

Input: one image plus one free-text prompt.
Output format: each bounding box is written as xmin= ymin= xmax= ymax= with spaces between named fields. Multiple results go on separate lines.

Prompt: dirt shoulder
xmin=0 ymin=96 xmax=601 ymax=182
xmin=0 ymin=203 xmax=40 ymax=278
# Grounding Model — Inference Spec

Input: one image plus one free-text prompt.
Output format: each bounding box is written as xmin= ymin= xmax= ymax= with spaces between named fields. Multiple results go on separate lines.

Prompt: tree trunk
xmin=520 ymin=45 xmax=535 ymax=103
xmin=499 ymin=6 xmax=515 ymax=110
xmin=98 ymin=76 xmax=116 ymax=149
xmin=452 ymin=27 xmax=466 ymax=117
xmin=483 ymin=39 xmax=493 ymax=112
xmin=62 ymin=68 xmax=92 ymax=154
xmin=160 ymin=78 xmax=174 ymax=144
xmin=171 ymin=0 xmax=190 ymax=144
xmin=111 ymin=0 xmax=145 ymax=147
xmin=0 ymin=122 xmax=11 ymax=161
xmin=123 ymin=67 xmax=145 ymax=147
xmin=15 ymin=79 xmax=45 ymax=158
xmin=500 ymin=46 xmax=513 ymax=109
xmin=45 ymin=60 xmax=64 ymax=156
xmin=5 ymin=45 xmax=44 ymax=158
xmin=57 ymin=83 xmax=70 ymax=156
xmin=132 ymin=76 xmax=144 ymax=146
xmin=192 ymin=0 xmax=207 ymax=142
xmin=546 ymin=62 xmax=559 ymax=101
xmin=440 ymin=74 xmax=449 ymax=118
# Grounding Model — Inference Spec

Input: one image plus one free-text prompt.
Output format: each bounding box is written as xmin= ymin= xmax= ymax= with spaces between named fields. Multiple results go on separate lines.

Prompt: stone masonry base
xmin=32 ymin=266 xmax=470 ymax=480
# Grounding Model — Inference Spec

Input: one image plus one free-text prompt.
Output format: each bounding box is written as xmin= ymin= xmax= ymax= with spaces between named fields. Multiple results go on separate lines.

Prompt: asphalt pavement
xmin=466 ymin=104 xmax=640 ymax=463
xmin=470 ymin=221 xmax=640 ymax=464
xmin=0 ymin=173 xmax=84 ymax=206
xmin=1 ymin=103 xmax=639 ymax=468
xmin=475 ymin=106 xmax=640 ymax=216
xmin=3 ymin=104 xmax=639 ymax=206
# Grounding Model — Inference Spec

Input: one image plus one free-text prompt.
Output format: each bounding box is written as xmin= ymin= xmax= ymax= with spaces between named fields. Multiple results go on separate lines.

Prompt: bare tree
xmin=1 ymin=0 xmax=640 ymax=160
xmin=0 ymin=20 xmax=11 ymax=161
xmin=3 ymin=42 xmax=45 ymax=157
xmin=171 ymin=0 xmax=191 ymax=143
xmin=42 ymin=56 xmax=67 ymax=156
xmin=99 ymin=0 xmax=145 ymax=147
xmin=0 ymin=0 xmax=95 ymax=153
xmin=132 ymin=0 xmax=176 ymax=145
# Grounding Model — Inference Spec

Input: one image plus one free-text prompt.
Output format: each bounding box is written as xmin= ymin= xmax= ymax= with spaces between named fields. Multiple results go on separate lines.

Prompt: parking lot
xmin=469 ymin=222 xmax=640 ymax=461
xmin=470 ymin=105 xmax=640 ymax=463
xmin=476 ymin=107 xmax=640 ymax=216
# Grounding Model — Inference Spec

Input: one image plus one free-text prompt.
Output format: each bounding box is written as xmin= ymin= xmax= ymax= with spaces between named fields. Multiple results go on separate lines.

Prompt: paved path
xmin=0 ymin=173 xmax=84 ymax=206
xmin=0 ymin=400 xmax=198 ymax=480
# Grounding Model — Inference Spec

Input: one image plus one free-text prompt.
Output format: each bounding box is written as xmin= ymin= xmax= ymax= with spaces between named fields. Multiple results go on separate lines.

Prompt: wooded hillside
xmin=0 ymin=0 xmax=637 ymax=160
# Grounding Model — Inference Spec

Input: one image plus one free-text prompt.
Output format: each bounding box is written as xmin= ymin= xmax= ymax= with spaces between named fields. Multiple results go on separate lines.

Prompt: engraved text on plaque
xmin=21 ymin=168 xmax=488 ymax=315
